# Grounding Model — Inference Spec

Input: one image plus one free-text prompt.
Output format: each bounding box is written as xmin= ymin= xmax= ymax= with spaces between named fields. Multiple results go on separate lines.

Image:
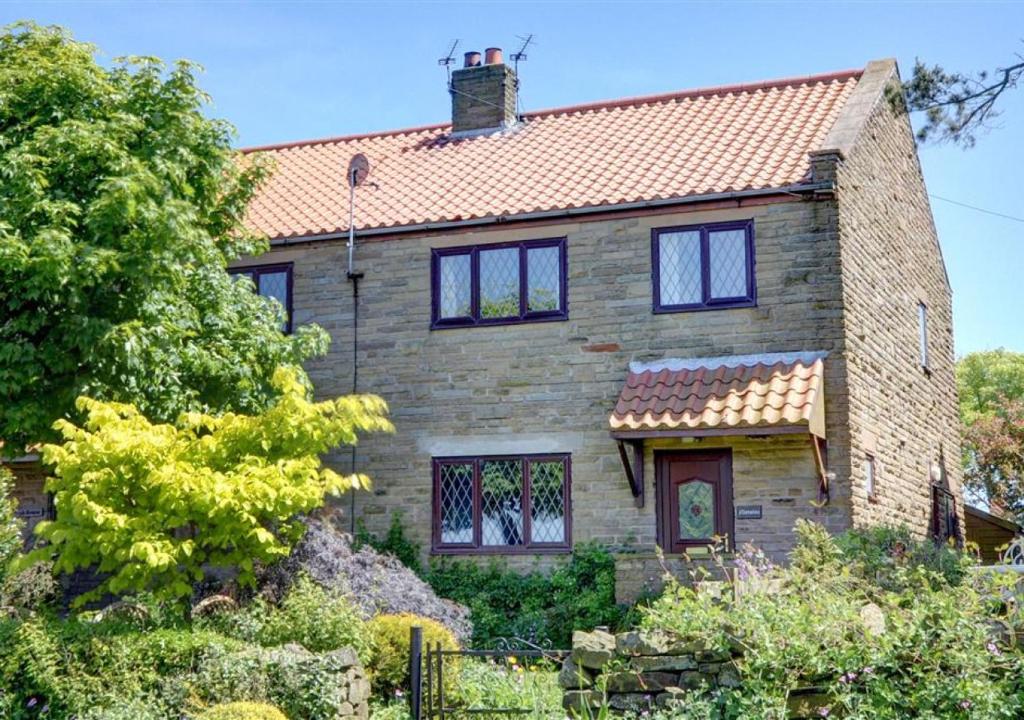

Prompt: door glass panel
xmin=708 ymin=229 xmax=748 ymax=299
xmin=677 ymin=480 xmax=715 ymax=540
xmin=481 ymin=459 xmax=524 ymax=546
xmin=479 ymin=247 xmax=520 ymax=319
xmin=659 ymin=231 xmax=701 ymax=306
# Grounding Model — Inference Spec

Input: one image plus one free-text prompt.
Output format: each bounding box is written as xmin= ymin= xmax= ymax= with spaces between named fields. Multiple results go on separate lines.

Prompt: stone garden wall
xmin=560 ymin=628 xmax=831 ymax=719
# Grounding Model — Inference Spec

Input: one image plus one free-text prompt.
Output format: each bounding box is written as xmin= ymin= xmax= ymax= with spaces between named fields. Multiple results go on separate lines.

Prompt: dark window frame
xmin=655 ymin=449 xmax=735 ymax=553
xmin=651 ymin=220 xmax=756 ymax=313
xmin=430 ymin=238 xmax=568 ymax=329
xmin=432 ymin=453 xmax=572 ymax=555
xmin=229 ymin=263 xmax=294 ymax=334
xmin=932 ymin=484 xmax=959 ymax=544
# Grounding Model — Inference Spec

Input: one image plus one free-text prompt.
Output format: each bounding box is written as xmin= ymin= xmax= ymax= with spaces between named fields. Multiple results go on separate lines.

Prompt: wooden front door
xmin=656 ymin=450 xmax=734 ymax=553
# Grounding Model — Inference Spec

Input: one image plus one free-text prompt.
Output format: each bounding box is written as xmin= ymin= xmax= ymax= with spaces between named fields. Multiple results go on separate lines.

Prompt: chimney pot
xmin=463 ymin=51 xmax=481 ymax=68
xmin=484 ymin=47 xmax=503 ymax=65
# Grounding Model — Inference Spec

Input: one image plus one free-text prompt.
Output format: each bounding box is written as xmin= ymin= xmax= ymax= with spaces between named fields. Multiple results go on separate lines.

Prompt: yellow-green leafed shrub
xmin=22 ymin=366 xmax=393 ymax=608
xmin=198 ymin=702 xmax=287 ymax=720
xmin=368 ymin=613 xmax=459 ymax=698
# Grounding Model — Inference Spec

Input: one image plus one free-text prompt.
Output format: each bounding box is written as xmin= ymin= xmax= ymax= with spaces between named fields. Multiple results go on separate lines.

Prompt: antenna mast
xmin=510 ymin=34 xmax=534 ymax=118
xmin=438 ymin=39 xmax=459 ymax=86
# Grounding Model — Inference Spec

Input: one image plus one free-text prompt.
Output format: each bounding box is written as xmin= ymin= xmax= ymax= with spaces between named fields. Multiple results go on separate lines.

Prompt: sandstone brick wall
xmin=247 ymin=196 xmax=852 ymax=564
xmin=237 ymin=67 xmax=957 ymax=566
xmin=826 ymin=64 xmax=963 ymax=538
xmin=3 ymin=459 xmax=51 ymax=541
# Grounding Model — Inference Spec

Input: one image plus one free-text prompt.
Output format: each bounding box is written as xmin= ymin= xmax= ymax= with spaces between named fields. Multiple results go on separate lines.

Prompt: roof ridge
xmin=238 ymin=67 xmax=863 ymax=155
xmin=523 ymin=68 xmax=863 ymax=120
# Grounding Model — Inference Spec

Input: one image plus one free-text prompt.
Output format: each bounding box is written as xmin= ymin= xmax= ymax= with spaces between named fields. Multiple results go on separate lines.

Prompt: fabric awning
xmin=609 ymin=351 xmax=827 ymax=439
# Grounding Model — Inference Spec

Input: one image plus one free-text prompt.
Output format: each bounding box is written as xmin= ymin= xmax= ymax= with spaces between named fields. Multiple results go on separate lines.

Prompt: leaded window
xmin=229 ymin=263 xmax=293 ymax=333
xmin=652 ymin=221 xmax=755 ymax=312
xmin=431 ymin=239 xmax=567 ymax=328
xmin=433 ymin=454 xmax=571 ymax=553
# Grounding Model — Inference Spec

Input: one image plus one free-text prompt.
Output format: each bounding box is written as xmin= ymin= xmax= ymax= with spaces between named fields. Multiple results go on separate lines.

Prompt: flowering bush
xmin=640 ymin=521 xmax=1024 ymax=719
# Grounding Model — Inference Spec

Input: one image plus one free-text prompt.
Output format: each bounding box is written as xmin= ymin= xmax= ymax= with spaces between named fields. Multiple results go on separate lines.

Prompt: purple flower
xmin=817 ymin=707 xmax=830 ymax=717
xmin=959 ymin=699 xmax=972 ymax=710
xmin=27 ymin=698 xmax=37 ymax=708
xmin=861 ymin=666 xmax=874 ymax=675
xmin=986 ymin=641 xmax=1002 ymax=657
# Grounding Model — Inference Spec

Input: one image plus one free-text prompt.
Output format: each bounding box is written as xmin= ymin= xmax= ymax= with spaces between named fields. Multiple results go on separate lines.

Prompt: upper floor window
xmin=230 ymin=263 xmax=293 ymax=333
xmin=431 ymin=238 xmax=567 ymax=328
xmin=433 ymin=454 xmax=571 ymax=554
xmin=652 ymin=220 xmax=755 ymax=313
xmin=918 ymin=302 xmax=929 ymax=370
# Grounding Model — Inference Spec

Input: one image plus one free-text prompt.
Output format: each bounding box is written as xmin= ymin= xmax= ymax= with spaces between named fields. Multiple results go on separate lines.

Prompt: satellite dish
xmin=347 ymin=153 xmax=371 ymax=188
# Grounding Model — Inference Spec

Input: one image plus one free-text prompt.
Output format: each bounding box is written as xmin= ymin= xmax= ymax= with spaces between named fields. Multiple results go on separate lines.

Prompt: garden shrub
xmin=639 ymin=520 xmax=1024 ymax=719
xmin=355 ymin=510 xmax=423 ymax=574
xmin=451 ymin=658 xmax=562 ymax=715
xmin=834 ymin=523 xmax=974 ymax=590
xmin=0 ymin=561 xmax=60 ymax=612
xmin=0 ymin=467 xmax=23 ymax=583
xmin=74 ymin=697 xmax=171 ymax=720
xmin=24 ymin=367 xmax=393 ymax=607
xmin=426 ymin=543 xmax=627 ymax=648
xmin=202 ymin=573 xmax=370 ymax=657
xmin=198 ymin=701 xmax=288 ymax=720
xmin=194 ymin=642 xmax=356 ymax=720
xmin=261 ymin=516 xmax=472 ymax=642
xmin=368 ymin=613 xmax=459 ymax=698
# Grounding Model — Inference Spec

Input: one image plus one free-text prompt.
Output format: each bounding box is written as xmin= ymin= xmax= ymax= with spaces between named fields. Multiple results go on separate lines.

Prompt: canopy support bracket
xmin=813 ymin=435 xmax=830 ymax=505
xmin=616 ymin=439 xmax=645 ymax=508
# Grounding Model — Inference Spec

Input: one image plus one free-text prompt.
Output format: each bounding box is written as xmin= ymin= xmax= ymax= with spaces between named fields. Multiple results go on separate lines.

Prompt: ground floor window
xmin=932 ymin=485 xmax=959 ymax=544
xmin=655 ymin=450 xmax=734 ymax=553
xmin=432 ymin=454 xmax=571 ymax=553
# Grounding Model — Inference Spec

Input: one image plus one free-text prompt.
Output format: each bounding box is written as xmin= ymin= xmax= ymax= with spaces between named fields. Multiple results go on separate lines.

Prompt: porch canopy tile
xmin=610 ymin=351 xmax=827 ymax=439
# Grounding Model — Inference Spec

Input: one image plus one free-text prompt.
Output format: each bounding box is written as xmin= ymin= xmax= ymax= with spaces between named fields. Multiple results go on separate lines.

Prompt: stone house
xmin=5 ymin=52 xmax=962 ymax=599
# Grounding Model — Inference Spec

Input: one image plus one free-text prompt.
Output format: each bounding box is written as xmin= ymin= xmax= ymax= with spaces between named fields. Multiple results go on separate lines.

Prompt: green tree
xmin=0 ymin=22 xmax=328 ymax=456
xmin=895 ymin=47 xmax=1023 ymax=146
xmin=957 ymin=349 xmax=1024 ymax=518
xmin=21 ymin=367 xmax=394 ymax=605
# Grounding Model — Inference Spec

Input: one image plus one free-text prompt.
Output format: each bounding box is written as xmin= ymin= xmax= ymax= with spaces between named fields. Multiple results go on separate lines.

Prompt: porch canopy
xmin=608 ymin=351 xmax=828 ymax=506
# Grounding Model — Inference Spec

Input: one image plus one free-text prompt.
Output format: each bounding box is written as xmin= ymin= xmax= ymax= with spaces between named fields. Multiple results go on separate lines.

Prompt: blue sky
xmin=5 ymin=1 xmax=1022 ymax=356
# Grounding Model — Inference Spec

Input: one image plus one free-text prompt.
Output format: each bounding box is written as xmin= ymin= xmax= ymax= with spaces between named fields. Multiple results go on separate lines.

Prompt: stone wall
xmin=561 ymin=628 xmax=832 ymax=719
xmin=250 ymin=197 xmax=852 ymax=565
xmin=231 ymin=65 xmax=959 ymax=568
xmin=824 ymin=60 xmax=964 ymax=537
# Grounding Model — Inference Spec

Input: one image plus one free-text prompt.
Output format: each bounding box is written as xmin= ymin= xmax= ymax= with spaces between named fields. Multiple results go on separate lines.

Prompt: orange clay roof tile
xmin=242 ymin=69 xmax=861 ymax=239
xmin=610 ymin=352 xmax=827 ymax=435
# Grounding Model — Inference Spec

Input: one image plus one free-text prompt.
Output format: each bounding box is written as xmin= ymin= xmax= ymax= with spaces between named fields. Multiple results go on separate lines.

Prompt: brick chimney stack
xmin=450 ymin=46 xmax=518 ymax=135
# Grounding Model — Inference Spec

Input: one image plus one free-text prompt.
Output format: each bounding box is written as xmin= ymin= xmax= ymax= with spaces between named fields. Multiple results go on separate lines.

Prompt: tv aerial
xmin=438 ymin=39 xmax=460 ymax=83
